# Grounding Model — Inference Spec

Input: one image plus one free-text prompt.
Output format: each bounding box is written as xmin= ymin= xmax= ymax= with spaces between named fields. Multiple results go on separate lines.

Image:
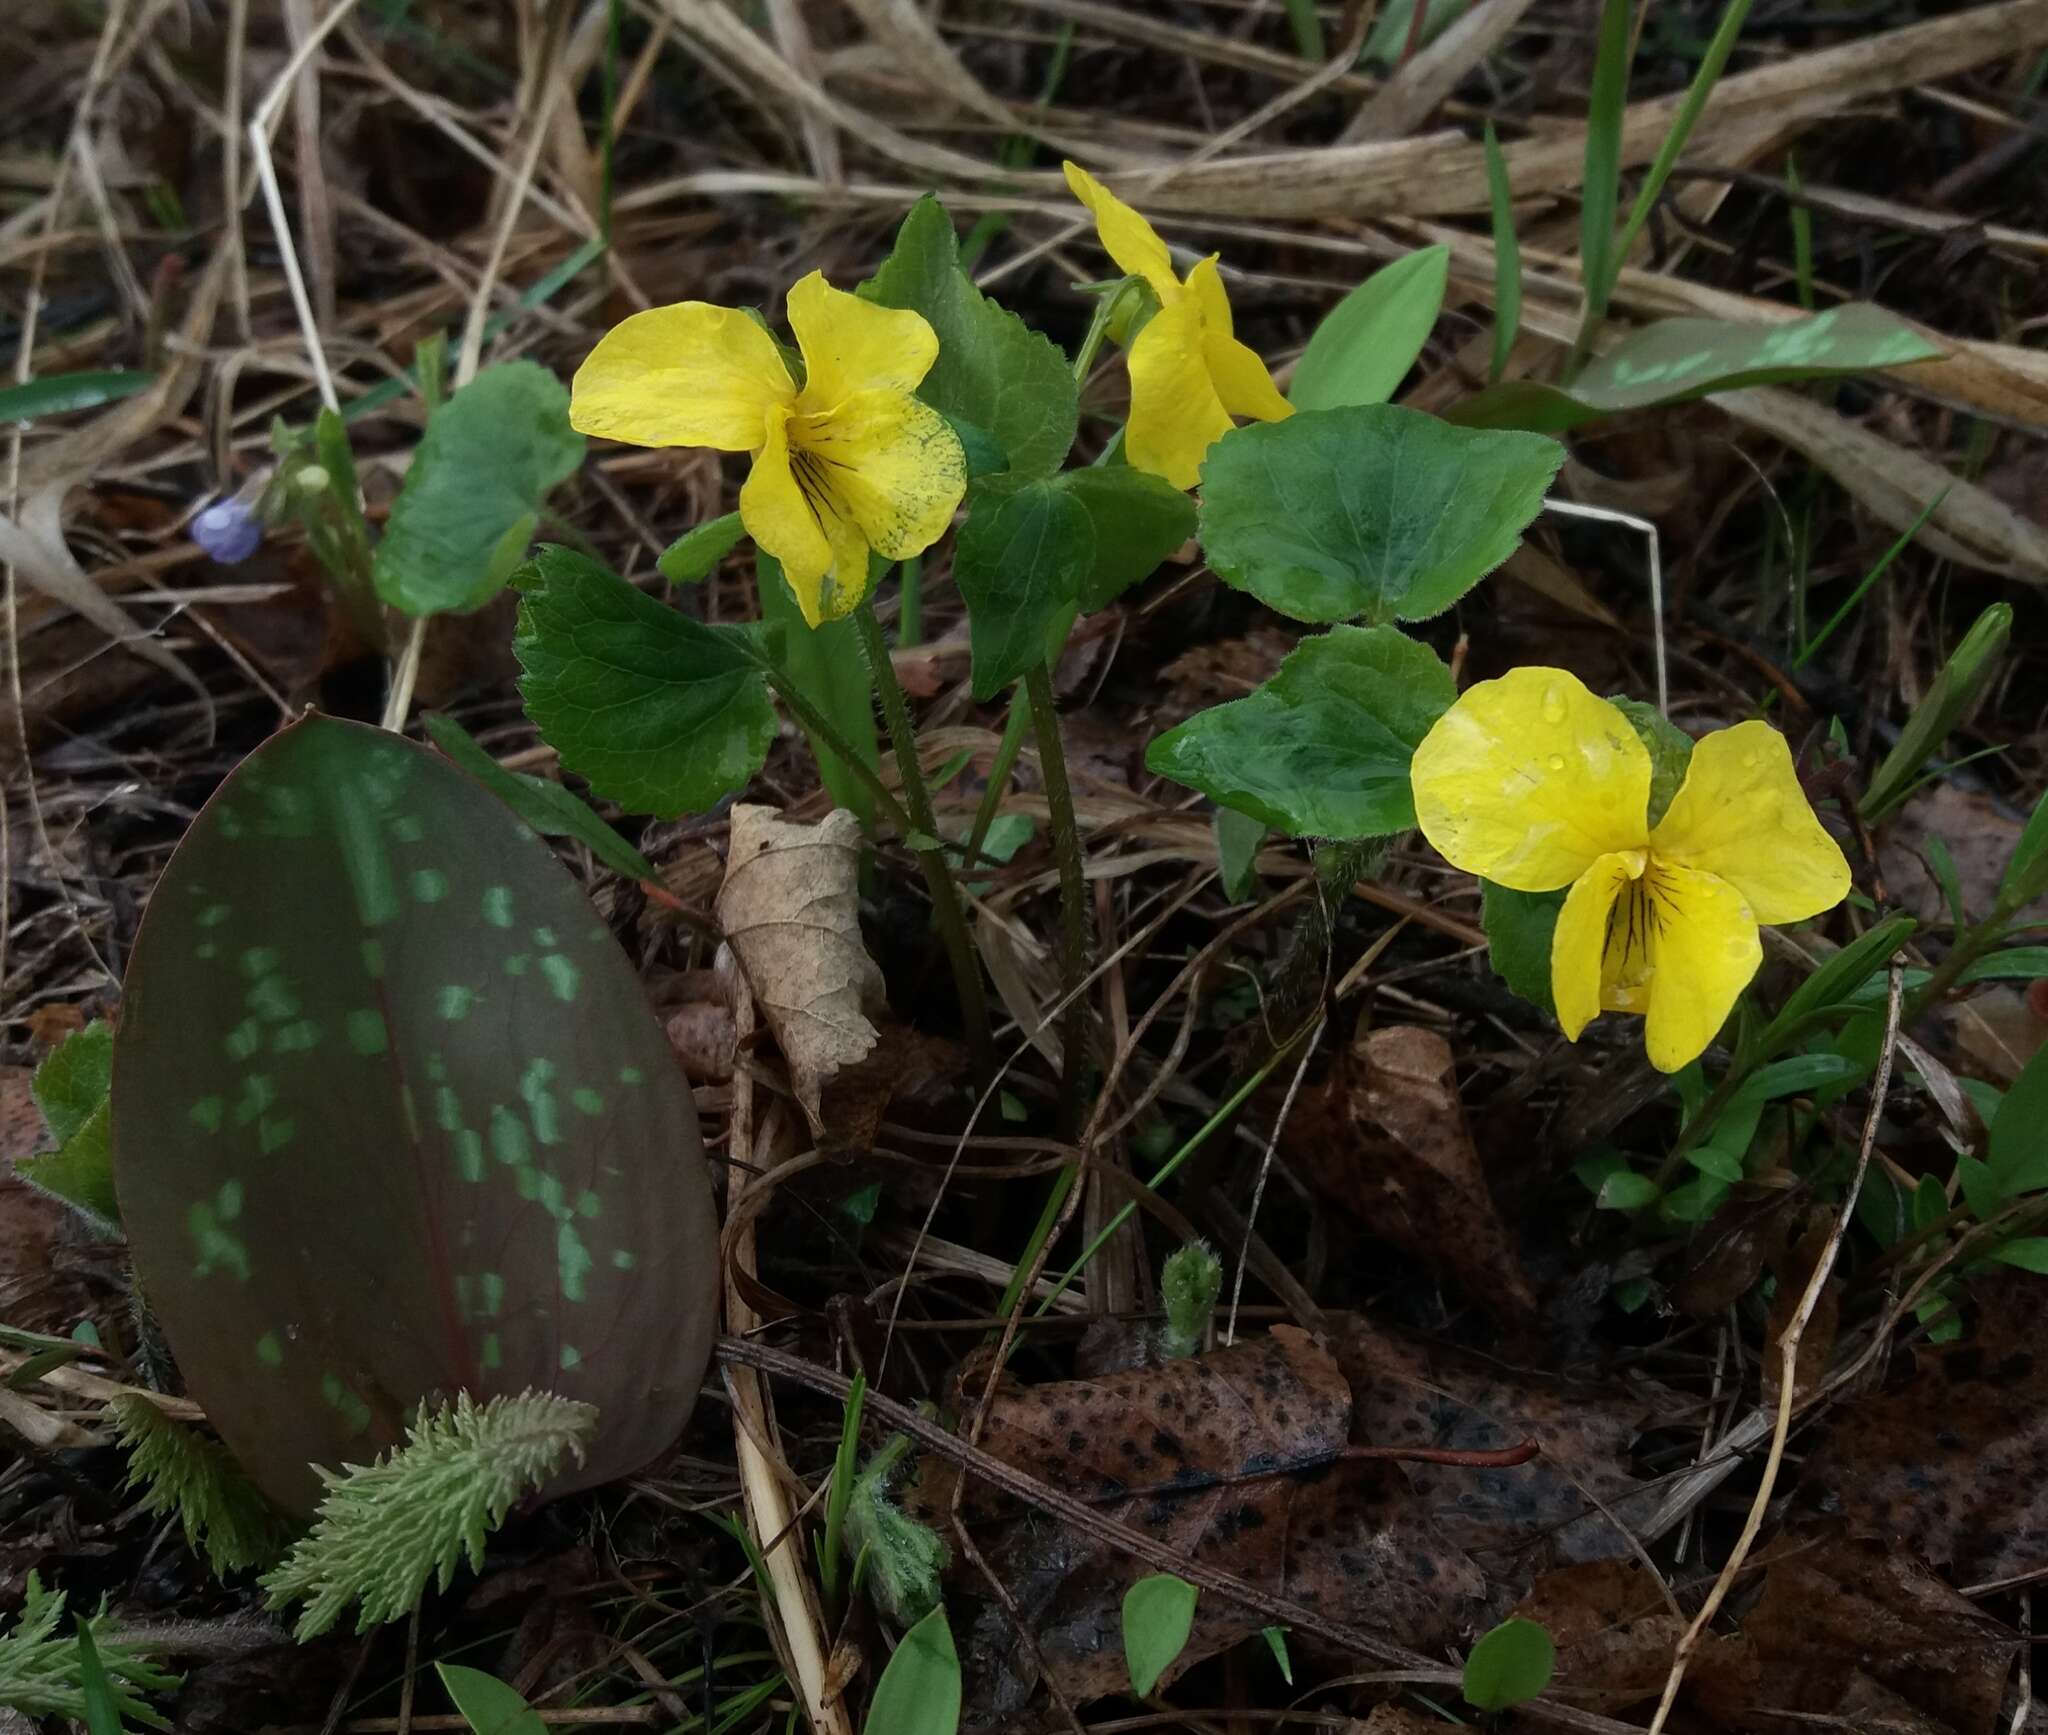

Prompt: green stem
xmin=760 ymin=668 xmax=918 ymax=841
xmin=965 ymin=693 xmax=1032 ymax=864
xmin=1025 ymin=662 xmax=1090 ymax=1140
xmin=1905 ymin=895 xmax=2027 ymax=1024
xmin=897 ymin=555 xmax=923 ymax=648
xmin=852 ymin=601 xmax=994 ymax=1080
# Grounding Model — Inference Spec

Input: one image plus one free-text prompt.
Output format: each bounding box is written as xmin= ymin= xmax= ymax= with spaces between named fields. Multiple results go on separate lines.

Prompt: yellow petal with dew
xmin=786 ymin=270 xmax=939 ymax=409
xmin=1062 ymin=161 xmax=1182 ymax=304
xmin=1186 ymin=257 xmax=1293 ymax=424
xmin=1641 ymin=861 xmax=1761 ymax=1073
xmin=800 ymin=388 xmax=966 ymax=563
xmin=739 ymin=403 xmax=834 ymax=625
xmin=1125 ymin=296 xmax=1233 ymax=491
xmin=1551 ymin=850 xmax=1645 ymax=1042
xmin=570 ymin=302 xmax=793 ymax=450
xmin=1649 ymin=720 xmax=1851 ymax=925
xmin=1411 ymin=667 xmax=1652 ymax=892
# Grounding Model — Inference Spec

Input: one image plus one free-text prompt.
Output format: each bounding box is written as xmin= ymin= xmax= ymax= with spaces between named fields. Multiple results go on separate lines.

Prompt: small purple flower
xmin=192 ymin=497 xmax=263 ymax=565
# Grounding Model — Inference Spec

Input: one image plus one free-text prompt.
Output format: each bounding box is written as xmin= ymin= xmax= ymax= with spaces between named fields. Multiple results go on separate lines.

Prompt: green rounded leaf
xmin=865 ymin=1606 xmax=960 ymax=1735
xmin=1123 ymin=1573 xmax=1200 ymax=1697
xmin=1289 ymin=246 xmax=1449 ymax=412
xmin=111 ymin=715 xmax=721 ymax=1513
xmin=1197 ymin=404 xmax=1564 ymax=625
xmin=1063 ymin=467 xmax=1196 ymax=612
xmin=513 ymin=545 xmax=776 ymax=819
xmin=1462 ymin=1616 xmax=1556 ymax=1710
xmin=954 ymin=475 xmax=1095 ymax=699
xmin=1481 ymin=882 xmax=1563 ymax=1015
xmin=1146 ymin=626 xmax=1454 ymax=839
xmin=373 ymin=361 xmax=585 ymax=617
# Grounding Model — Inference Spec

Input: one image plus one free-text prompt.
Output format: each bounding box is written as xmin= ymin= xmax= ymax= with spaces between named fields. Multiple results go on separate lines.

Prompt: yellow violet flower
xmin=1062 ymin=161 xmax=1292 ymax=490
xmin=1411 ymin=667 xmax=1851 ymax=1073
xmin=569 ymin=271 xmax=966 ymax=626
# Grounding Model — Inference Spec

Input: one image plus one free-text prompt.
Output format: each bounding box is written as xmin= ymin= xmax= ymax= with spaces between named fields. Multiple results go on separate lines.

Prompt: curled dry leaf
xmin=1803 ymin=1275 xmax=2048 ymax=1587
xmin=1290 ymin=1025 xmax=1536 ymax=1316
xmin=910 ymin=1327 xmax=1483 ymax=1716
xmin=715 ymin=805 xmax=885 ymax=1133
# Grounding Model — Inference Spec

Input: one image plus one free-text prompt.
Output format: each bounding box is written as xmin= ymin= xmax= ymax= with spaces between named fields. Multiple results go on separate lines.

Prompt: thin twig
xmin=1642 ymin=964 xmax=1904 ymax=1735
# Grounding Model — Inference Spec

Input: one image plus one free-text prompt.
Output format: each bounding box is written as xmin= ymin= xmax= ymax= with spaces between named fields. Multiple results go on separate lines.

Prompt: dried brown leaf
xmin=1508 ymin=1560 xmax=1682 ymax=1714
xmin=716 ymin=806 xmax=884 ymax=1133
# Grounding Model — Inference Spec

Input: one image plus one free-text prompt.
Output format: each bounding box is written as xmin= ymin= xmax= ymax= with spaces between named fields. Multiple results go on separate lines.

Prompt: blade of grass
xmin=1786 ymin=150 xmax=1814 ymax=311
xmin=818 ymin=1371 xmax=866 ymax=1609
xmin=1483 ymin=121 xmax=1521 ymax=384
xmin=0 ymin=370 xmax=155 ymax=422
xmin=1794 ymin=489 xmax=1947 ymax=670
xmin=1283 ymin=0 xmax=1326 ymax=61
xmin=74 ymin=1625 xmax=127 ymax=1735
xmin=1570 ymin=0 xmax=1634 ymax=377
xmin=1577 ymin=0 xmax=1758 ymax=370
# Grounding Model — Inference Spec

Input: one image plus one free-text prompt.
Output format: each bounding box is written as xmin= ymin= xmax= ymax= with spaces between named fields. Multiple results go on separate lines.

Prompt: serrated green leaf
xmin=1462 ymin=1617 xmax=1555 ymax=1711
xmin=17 ymin=1101 xmax=117 ymax=1227
xmin=656 ymin=513 xmax=746 ymax=584
xmin=757 ymin=552 xmax=878 ymax=822
xmin=865 ymin=1606 xmax=960 ymax=1735
xmin=1452 ymin=306 xmax=1947 ymax=433
xmin=1289 ymin=246 xmax=1448 ymax=412
xmin=436 ymin=1664 xmax=546 ymax=1735
xmin=1481 ymin=881 xmax=1563 ymax=1015
xmin=864 ymin=196 xmax=1078 ymax=477
xmin=1215 ymin=805 xmax=1267 ymax=902
xmin=1197 ymin=406 xmax=1563 ymax=624
xmin=374 ymin=362 xmax=585 ymax=617
xmin=111 ymin=1396 xmax=296 ymax=1577
xmin=422 ymin=712 xmax=658 ymax=883
xmin=1061 ymin=467 xmax=1196 ymax=611
xmin=514 ymin=545 xmax=776 ymax=818
xmin=953 ymin=474 xmax=1095 ymax=699
xmin=1146 ymin=626 xmax=1454 ymax=839
xmin=0 ymin=370 xmax=155 ymax=422
xmin=1608 ymin=696 xmax=1693 ymax=829
xmin=33 ymin=1020 xmax=112 ymax=1146
xmin=1123 ymin=1573 xmax=1199 ymax=1697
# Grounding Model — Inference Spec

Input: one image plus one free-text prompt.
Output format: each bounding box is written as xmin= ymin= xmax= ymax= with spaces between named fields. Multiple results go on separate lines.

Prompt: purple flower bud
xmin=192 ymin=497 xmax=263 ymax=565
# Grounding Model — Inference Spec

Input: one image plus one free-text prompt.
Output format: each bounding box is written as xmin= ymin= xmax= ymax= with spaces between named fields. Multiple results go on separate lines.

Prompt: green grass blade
xmin=1483 ymin=121 xmax=1522 ymax=384
xmin=1571 ymin=0 xmax=1634 ymax=372
xmin=0 ymin=370 xmax=155 ymax=422
xmin=1282 ymin=0 xmax=1325 ymax=60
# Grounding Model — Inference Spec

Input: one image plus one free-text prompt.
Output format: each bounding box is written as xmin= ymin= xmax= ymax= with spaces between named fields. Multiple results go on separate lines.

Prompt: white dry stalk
xmin=1224 ymin=1016 xmax=1322 ymax=1346
xmin=719 ymin=946 xmax=856 ymax=1735
xmin=1641 ymin=965 xmax=1905 ymax=1735
xmin=1542 ymin=495 xmax=1668 ymax=716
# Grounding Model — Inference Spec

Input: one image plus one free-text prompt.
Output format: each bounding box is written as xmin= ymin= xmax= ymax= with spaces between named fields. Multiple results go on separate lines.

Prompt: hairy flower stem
xmin=761 ymin=669 xmax=918 ymax=841
xmin=852 ymin=602 xmax=994 ymax=1081
xmin=965 ymin=697 xmax=1031 ymax=865
xmin=1025 ymin=662 xmax=1091 ymax=1140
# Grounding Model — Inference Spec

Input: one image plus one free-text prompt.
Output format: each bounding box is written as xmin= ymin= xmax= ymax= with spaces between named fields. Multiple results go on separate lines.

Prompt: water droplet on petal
xmin=1740 ymin=749 xmax=1760 ymax=769
xmin=1541 ymin=685 xmax=1567 ymax=724
xmin=1546 ymin=754 xmax=1567 ymax=772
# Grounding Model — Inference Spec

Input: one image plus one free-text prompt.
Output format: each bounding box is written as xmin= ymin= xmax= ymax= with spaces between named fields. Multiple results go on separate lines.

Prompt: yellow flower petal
xmin=1649 ymin=720 xmax=1851 ymax=925
xmin=1411 ymin=668 xmax=1652 ymax=892
xmin=785 ymin=270 xmax=938 ymax=409
xmin=801 ymin=388 xmax=966 ymax=562
xmin=1062 ymin=161 xmax=1182 ymax=304
xmin=1641 ymin=862 xmax=1761 ymax=1072
xmin=1125 ymin=296 xmax=1233 ymax=491
xmin=570 ymin=302 xmax=793 ymax=450
xmin=739 ymin=403 xmax=835 ymax=626
xmin=1185 ymin=258 xmax=1293 ymax=425
xmin=1551 ymin=850 xmax=1644 ymax=1042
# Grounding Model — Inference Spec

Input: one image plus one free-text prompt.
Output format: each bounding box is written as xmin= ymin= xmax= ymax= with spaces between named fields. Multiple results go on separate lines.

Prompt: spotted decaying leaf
xmin=112 ymin=715 xmax=720 ymax=1514
xmin=1506 ymin=1560 xmax=1682 ymax=1714
xmin=1803 ymin=1275 xmax=2048 ymax=1587
xmin=910 ymin=1328 xmax=1485 ymax=1717
xmin=1287 ymin=1025 xmax=1536 ymax=1316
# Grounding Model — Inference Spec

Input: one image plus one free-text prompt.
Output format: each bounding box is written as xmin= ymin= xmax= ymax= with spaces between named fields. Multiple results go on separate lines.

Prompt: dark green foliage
xmin=111 ymin=715 xmax=719 ymax=1513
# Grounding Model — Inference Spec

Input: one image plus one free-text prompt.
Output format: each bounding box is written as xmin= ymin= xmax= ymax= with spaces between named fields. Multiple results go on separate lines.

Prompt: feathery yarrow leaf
xmin=261 ymin=1390 xmax=596 ymax=1641
xmin=112 ymin=1395 xmax=298 ymax=1577
xmin=0 ymin=1573 xmax=180 ymax=1728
